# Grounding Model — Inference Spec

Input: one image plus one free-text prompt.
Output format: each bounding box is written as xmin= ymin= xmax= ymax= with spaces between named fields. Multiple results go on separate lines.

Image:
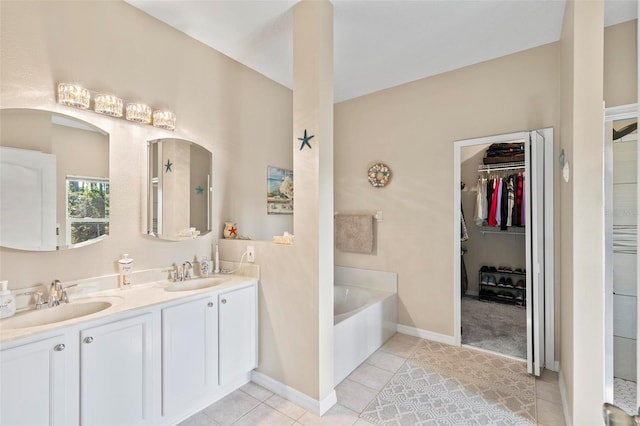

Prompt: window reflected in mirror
xmin=0 ymin=109 xmax=109 ymax=251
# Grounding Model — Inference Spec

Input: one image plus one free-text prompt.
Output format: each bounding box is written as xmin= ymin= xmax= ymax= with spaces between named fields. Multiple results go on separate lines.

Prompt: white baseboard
xmin=251 ymin=370 xmax=337 ymax=416
xmin=558 ymin=366 xmax=572 ymax=426
xmin=396 ymin=324 xmax=456 ymax=345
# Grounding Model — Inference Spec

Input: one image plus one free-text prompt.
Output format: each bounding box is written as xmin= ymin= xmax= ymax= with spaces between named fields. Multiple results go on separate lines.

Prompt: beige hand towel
xmin=335 ymin=214 xmax=374 ymax=253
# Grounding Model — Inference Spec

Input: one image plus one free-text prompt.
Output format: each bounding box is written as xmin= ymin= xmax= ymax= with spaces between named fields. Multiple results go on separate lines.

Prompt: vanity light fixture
xmin=56 ymin=82 xmax=175 ymax=131
xmin=126 ymin=103 xmax=152 ymax=124
xmin=94 ymin=94 xmax=123 ymax=117
xmin=152 ymin=110 xmax=176 ymax=131
xmin=57 ymin=83 xmax=90 ymax=109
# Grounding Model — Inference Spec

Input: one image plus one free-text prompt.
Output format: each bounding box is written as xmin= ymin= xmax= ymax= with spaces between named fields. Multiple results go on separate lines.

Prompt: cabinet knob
xmin=84 ymin=336 xmax=94 ymax=344
xmin=54 ymin=344 xmax=66 ymax=352
xmin=207 ymin=302 xmax=214 ymax=307
xmin=221 ymin=299 xmax=227 ymax=304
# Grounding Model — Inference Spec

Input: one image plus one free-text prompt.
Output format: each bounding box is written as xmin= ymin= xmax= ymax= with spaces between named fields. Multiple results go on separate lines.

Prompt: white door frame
xmin=453 ymin=129 xmax=555 ymax=371
xmin=603 ymin=103 xmax=639 ymax=404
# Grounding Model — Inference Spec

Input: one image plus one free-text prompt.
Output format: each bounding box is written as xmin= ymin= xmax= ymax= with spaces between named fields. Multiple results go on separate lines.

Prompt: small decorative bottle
xmin=200 ymin=257 xmax=210 ymax=277
xmin=118 ymin=254 xmax=133 ymax=288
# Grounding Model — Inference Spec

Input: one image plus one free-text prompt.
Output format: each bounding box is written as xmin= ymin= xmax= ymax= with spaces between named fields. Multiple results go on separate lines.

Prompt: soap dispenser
xmin=118 ymin=254 xmax=133 ymax=288
xmin=0 ymin=281 xmax=16 ymax=319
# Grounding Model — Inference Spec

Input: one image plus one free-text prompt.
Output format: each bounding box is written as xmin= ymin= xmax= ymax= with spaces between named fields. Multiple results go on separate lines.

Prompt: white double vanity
xmin=0 ymin=275 xmax=258 ymax=425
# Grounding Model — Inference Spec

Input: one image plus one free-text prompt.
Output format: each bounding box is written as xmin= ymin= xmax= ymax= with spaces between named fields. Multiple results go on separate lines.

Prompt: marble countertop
xmin=0 ymin=273 xmax=257 ymax=345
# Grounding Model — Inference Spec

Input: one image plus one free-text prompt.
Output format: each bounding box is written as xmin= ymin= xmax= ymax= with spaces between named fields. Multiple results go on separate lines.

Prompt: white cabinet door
xmin=0 ymin=334 xmax=69 ymax=426
xmin=219 ymin=284 xmax=257 ymax=386
xmin=162 ymin=295 xmax=217 ymax=417
xmin=80 ymin=313 xmax=154 ymax=426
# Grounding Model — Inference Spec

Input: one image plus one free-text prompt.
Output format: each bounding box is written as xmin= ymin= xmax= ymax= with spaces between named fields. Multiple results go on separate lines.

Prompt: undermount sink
xmin=1 ymin=300 xmax=115 ymax=330
xmin=164 ymin=277 xmax=227 ymax=292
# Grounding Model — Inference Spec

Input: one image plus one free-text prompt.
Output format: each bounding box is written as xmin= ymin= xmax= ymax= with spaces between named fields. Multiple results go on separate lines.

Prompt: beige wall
xmin=604 ymin=19 xmax=638 ymax=107
xmin=560 ymin=1 xmax=606 ymax=423
xmin=335 ymin=43 xmax=560 ymax=336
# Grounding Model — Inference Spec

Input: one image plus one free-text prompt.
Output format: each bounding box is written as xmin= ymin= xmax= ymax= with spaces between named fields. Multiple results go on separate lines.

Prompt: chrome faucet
xmin=48 ymin=280 xmax=77 ymax=306
xmin=21 ymin=291 xmax=47 ymax=310
xmin=48 ymin=280 xmax=62 ymax=307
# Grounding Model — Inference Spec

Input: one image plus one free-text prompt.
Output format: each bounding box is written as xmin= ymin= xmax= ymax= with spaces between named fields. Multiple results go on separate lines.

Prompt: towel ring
xmin=368 ymin=163 xmax=391 ymax=187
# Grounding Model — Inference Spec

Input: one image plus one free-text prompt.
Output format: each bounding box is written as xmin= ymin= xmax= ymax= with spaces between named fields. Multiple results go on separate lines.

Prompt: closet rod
xmin=480 ymin=229 xmax=525 ymax=236
xmin=478 ymin=161 xmax=525 ymax=173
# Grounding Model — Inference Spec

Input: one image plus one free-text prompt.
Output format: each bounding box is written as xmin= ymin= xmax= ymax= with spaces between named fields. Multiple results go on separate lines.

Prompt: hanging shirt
xmin=495 ymin=178 xmax=503 ymax=227
xmin=488 ymin=178 xmax=499 ymax=226
xmin=500 ymin=177 xmax=509 ymax=231
xmin=521 ymin=174 xmax=526 ymax=226
xmin=474 ymin=177 xmax=487 ymax=226
xmin=506 ymin=176 xmax=515 ymax=227
xmin=515 ymin=173 xmax=524 ymax=226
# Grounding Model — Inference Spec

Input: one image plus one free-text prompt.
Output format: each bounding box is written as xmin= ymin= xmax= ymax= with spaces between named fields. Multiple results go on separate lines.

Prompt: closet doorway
xmin=453 ymin=129 xmax=555 ymax=376
xmin=604 ymin=103 xmax=638 ymax=414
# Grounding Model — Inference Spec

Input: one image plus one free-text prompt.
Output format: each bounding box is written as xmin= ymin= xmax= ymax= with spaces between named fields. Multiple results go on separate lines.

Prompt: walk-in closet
xmin=460 ymin=142 xmax=528 ymax=359
xmin=454 ymin=129 xmax=554 ymax=376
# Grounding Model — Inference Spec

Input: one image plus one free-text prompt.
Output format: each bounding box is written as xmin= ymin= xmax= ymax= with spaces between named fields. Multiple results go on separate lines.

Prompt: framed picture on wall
xmin=267 ymin=166 xmax=293 ymax=214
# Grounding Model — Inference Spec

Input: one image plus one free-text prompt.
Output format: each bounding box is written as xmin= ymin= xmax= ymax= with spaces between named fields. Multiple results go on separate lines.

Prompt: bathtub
xmin=334 ymin=267 xmax=398 ymax=386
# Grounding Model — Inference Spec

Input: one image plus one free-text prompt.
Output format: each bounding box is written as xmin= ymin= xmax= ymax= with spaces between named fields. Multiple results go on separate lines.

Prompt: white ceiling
xmin=125 ymin=0 xmax=638 ymax=103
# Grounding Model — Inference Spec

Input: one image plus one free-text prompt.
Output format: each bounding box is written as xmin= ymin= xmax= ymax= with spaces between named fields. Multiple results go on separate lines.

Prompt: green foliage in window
xmin=67 ymin=180 xmax=110 ymax=244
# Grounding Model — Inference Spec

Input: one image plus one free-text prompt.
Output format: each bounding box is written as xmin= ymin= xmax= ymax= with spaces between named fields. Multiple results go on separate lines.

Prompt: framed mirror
xmin=146 ymin=138 xmax=212 ymax=241
xmin=0 ymin=109 xmax=109 ymax=251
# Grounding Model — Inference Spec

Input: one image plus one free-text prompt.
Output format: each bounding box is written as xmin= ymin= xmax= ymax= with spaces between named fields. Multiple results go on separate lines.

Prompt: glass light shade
xmin=125 ymin=103 xmax=152 ymax=124
xmin=152 ymin=110 xmax=176 ymax=131
xmin=94 ymin=94 xmax=123 ymax=117
xmin=57 ymin=83 xmax=90 ymax=109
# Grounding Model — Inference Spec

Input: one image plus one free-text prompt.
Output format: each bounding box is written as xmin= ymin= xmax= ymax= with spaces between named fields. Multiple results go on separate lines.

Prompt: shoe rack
xmin=478 ymin=266 xmax=526 ymax=306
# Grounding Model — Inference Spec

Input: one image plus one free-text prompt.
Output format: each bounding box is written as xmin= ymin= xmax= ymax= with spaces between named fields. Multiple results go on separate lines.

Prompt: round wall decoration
xmin=368 ymin=163 xmax=391 ymax=187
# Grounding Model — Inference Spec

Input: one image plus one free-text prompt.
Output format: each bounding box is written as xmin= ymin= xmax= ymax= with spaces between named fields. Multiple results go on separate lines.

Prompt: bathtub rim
xmin=334 ymin=284 xmax=396 ymax=325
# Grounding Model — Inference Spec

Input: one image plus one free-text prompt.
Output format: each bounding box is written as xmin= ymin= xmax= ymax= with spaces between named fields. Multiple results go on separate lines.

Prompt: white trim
xmin=251 ymin=371 xmax=337 ymax=416
xmin=453 ymin=142 xmax=462 ymax=345
xmin=604 ymin=103 xmax=638 ymax=120
xmin=461 ymin=344 xmax=525 ymax=362
xmin=397 ymin=324 xmax=456 ymax=346
xmin=542 ymin=128 xmax=556 ymax=372
xmin=559 ymin=366 xmax=572 ymax=426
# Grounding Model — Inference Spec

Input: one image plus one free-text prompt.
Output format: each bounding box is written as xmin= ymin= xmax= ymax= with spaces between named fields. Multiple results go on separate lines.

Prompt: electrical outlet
xmin=247 ymin=246 xmax=255 ymax=263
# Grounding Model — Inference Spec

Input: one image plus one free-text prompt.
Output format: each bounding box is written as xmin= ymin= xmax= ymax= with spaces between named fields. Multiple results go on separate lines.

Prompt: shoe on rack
xmin=488 ymin=266 xmax=497 ymax=272
xmin=515 ymin=280 xmax=525 ymax=289
xmin=486 ymin=275 xmax=496 ymax=286
xmin=481 ymin=274 xmax=489 ymax=285
xmin=497 ymin=277 xmax=506 ymax=287
xmin=480 ymin=265 xmax=489 ymax=272
xmin=505 ymin=277 xmax=514 ymax=287
xmin=514 ymin=268 xmax=524 ymax=274
xmin=497 ymin=265 xmax=512 ymax=272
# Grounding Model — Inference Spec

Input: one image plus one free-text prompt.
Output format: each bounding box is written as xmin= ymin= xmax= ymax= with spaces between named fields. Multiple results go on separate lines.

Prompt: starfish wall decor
xmin=298 ymin=129 xmax=314 ymax=151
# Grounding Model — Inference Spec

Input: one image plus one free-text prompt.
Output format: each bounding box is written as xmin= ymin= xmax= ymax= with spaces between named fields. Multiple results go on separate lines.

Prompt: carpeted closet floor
xmin=461 ymin=296 xmax=527 ymax=359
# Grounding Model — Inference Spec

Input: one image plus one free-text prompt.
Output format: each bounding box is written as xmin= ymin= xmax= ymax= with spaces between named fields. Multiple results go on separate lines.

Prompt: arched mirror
xmin=0 ymin=109 xmax=109 ymax=251
xmin=146 ymin=138 xmax=212 ymax=241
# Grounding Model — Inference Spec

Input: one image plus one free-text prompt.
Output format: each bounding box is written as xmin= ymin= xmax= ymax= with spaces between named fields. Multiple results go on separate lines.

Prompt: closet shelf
xmin=478 ymin=161 xmax=525 ymax=173
xmin=479 ymin=227 xmax=525 ymax=236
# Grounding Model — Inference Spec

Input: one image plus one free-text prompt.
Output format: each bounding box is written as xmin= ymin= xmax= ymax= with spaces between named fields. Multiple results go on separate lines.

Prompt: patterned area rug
xmin=361 ymin=340 xmax=536 ymax=425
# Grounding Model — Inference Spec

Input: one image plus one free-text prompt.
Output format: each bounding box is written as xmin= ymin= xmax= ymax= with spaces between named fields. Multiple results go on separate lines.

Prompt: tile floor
xmin=180 ymin=333 xmax=565 ymax=426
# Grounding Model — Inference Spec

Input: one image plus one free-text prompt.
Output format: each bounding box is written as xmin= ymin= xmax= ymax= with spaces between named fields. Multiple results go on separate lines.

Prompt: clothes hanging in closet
xmin=474 ymin=173 xmax=525 ymax=229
